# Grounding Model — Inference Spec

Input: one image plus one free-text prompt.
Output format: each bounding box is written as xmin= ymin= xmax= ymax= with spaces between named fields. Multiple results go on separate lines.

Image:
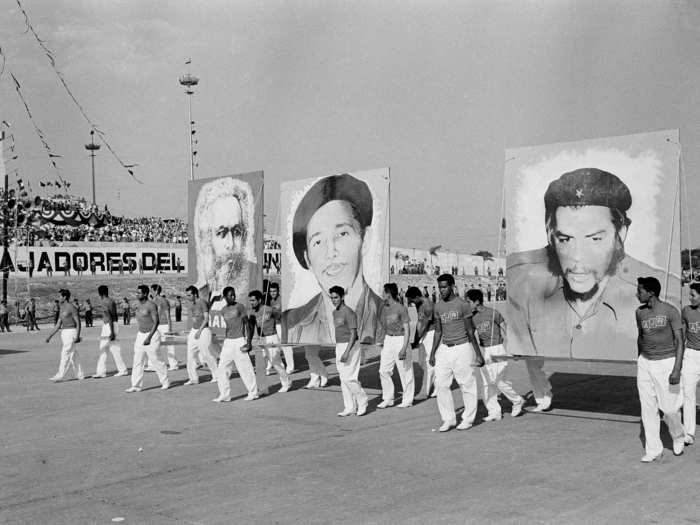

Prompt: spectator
xmin=0 ymin=300 xmax=10 ymax=332
xmin=121 ymin=297 xmax=131 ymax=325
xmin=52 ymin=299 xmax=60 ymax=324
xmin=175 ymin=296 xmax=182 ymax=322
xmin=85 ymin=299 xmax=93 ymax=327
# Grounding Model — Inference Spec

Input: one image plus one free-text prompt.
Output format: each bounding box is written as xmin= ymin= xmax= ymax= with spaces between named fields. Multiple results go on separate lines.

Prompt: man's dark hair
xmin=466 ymin=288 xmax=484 ymax=304
xmin=637 ymin=277 xmax=661 ymax=297
xmin=222 ymin=286 xmax=235 ymax=297
xmin=98 ymin=285 xmax=108 ymax=296
xmin=269 ymin=282 xmax=279 ymax=290
xmin=690 ymin=282 xmax=700 ymax=295
xmin=185 ymin=285 xmax=199 ymax=296
xmin=137 ymin=285 xmax=149 ymax=295
xmin=329 ymin=285 xmax=345 ymax=297
xmin=249 ymin=290 xmax=263 ymax=301
xmin=292 ymin=174 xmax=373 ymax=269
xmin=59 ymin=289 xmax=71 ymax=300
xmin=383 ymin=282 xmax=399 ymax=299
xmin=437 ymin=273 xmax=455 ymax=286
xmin=150 ymin=284 xmax=162 ymax=293
xmin=405 ymin=286 xmax=422 ymax=300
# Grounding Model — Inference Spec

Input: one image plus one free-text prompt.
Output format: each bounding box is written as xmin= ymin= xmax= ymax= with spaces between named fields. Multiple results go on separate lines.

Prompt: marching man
xmin=184 ymin=285 xmax=218 ymax=385
xmin=429 ymin=274 xmax=485 ymax=432
xmin=635 ymin=276 xmax=685 ymax=462
xmin=465 ymin=288 xmax=524 ymax=419
xmin=377 ymin=283 xmax=414 ymax=408
xmin=248 ymin=290 xmax=292 ymax=392
xmin=405 ymin=286 xmax=436 ymax=399
xmin=212 ymin=286 xmax=259 ymax=402
xmin=92 ymin=285 xmax=128 ymax=378
xmin=150 ymin=284 xmax=179 ymax=370
xmin=126 ymin=285 xmax=170 ymax=392
xmin=681 ymin=282 xmax=700 ymax=445
xmin=331 ymin=286 xmax=369 ymax=417
xmin=46 ymin=289 xmax=83 ymax=382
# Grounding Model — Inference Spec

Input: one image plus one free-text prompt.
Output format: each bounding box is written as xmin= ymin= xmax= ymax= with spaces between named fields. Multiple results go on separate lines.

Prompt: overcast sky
xmin=1 ymin=0 xmax=699 ymax=253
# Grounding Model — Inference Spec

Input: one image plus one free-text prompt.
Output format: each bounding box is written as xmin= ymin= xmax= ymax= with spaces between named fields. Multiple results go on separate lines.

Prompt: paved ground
xmin=0 ymin=324 xmax=698 ymax=525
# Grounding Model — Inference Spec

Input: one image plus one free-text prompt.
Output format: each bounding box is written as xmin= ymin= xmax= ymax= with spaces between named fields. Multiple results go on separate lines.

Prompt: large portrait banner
xmin=188 ymin=171 xmax=264 ymax=336
xmin=280 ymin=168 xmax=390 ymax=345
xmin=505 ymin=130 xmax=681 ymax=361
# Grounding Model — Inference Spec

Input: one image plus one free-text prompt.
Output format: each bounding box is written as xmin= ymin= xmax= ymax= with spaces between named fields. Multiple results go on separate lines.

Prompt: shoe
xmin=114 ymin=371 xmax=129 ymax=377
xmin=168 ymin=365 xmax=179 ymax=371
xmin=356 ymin=405 xmax=367 ymax=416
xmin=483 ymin=413 xmax=502 ymax=422
xmin=91 ymin=374 xmax=107 ymax=379
xmin=49 ymin=376 xmax=62 ymax=382
xmin=319 ymin=377 xmax=328 ymax=387
xmin=77 ymin=376 xmax=85 ymax=381
xmin=456 ymin=420 xmax=473 ymax=431
xmin=511 ymin=400 xmax=524 ymax=417
xmin=212 ymin=396 xmax=231 ymax=402
xmin=673 ymin=438 xmax=685 ymax=456
xmin=337 ymin=409 xmax=355 ymax=417
xmin=183 ymin=380 xmax=198 ymax=386
xmin=641 ymin=452 xmax=663 ymax=463
xmin=125 ymin=386 xmax=142 ymax=393
xmin=265 ymin=369 xmax=273 ymax=376
xmin=304 ymin=379 xmax=319 ymax=389
xmin=685 ymin=434 xmax=695 ymax=445
xmin=377 ymin=400 xmax=394 ymax=409
xmin=397 ymin=403 xmax=413 ymax=408
xmin=438 ymin=421 xmax=454 ymax=432
xmin=279 ymin=382 xmax=291 ymax=393
xmin=244 ymin=393 xmax=259 ymax=401
xmin=531 ymin=401 xmax=551 ymax=412
xmin=209 ymin=377 xmax=217 ymax=383
xmin=144 ymin=367 xmax=156 ymax=373
xmin=161 ymin=382 xmax=170 ymax=390
xmin=430 ymin=392 xmax=437 ymax=398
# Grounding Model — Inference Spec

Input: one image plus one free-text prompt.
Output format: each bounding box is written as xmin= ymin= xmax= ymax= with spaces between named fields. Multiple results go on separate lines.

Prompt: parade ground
xmin=0 ymin=325 xmax=697 ymax=525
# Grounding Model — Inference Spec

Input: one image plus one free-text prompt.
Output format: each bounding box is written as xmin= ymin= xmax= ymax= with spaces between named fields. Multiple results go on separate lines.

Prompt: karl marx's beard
xmin=207 ymin=252 xmax=247 ymax=292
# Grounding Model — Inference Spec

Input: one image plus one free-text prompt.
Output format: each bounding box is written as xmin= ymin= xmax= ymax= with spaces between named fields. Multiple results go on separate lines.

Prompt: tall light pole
xmin=84 ymin=130 xmax=100 ymax=205
xmin=179 ymin=63 xmax=199 ymax=182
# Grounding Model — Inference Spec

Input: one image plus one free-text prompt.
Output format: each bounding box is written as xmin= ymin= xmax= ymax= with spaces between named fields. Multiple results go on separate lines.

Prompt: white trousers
xmin=276 ymin=324 xmax=295 ymax=372
xmin=336 ymin=342 xmax=368 ymax=412
xmin=158 ymin=324 xmax=178 ymax=368
xmin=186 ymin=328 xmax=218 ymax=383
xmin=525 ymin=357 xmax=552 ymax=405
xmin=96 ymin=323 xmax=126 ymax=376
xmin=682 ymin=348 xmax=700 ymax=436
xmin=379 ymin=335 xmax=415 ymax=405
xmin=305 ymin=345 xmax=328 ymax=385
xmin=435 ymin=342 xmax=477 ymax=425
xmin=131 ymin=331 xmax=168 ymax=388
xmin=480 ymin=344 xmax=523 ymax=416
xmin=254 ymin=333 xmax=291 ymax=388
xmin=55 ymin=328 xmax=83 ymax=380
xmin=418 ymin=330 xmax=436 ymax=397
xmin=217 ymin=337 xmax=257 ymax=399
xmin=637 ymin=354 xmax=684 ymax=456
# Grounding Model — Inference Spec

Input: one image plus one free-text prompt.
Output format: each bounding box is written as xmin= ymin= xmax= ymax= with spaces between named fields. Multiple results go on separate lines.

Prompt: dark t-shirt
xmin=636 ymin=300 xmax=681 ymax=360
xmin=471 ymin=306 xmax=504 ymax=347
xmin=221 ymin=303 xmax=247 ymax=339
xmin=380 ymin=301 xmax=409 ymax=336
xmin=333 ymin=304 xmax=357 ymax=344
xmin=154 ymin=296 xmax=170 ymax=325
xmin=252 ymin=305 xmax=280 ymax=336
xmin=435 ymin=297 xmax=472 ymax=346
xmin=682 ymin=305 xmax=700 ymax=351
xmin=416 ymin=299 xmax=435 ymax=335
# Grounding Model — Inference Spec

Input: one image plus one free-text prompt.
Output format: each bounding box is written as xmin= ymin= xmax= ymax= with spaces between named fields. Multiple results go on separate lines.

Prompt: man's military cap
xmin=292 ymin=173 xmax=373 ymax=269
xmin=544 ymin=168 xmax=632 ymax=214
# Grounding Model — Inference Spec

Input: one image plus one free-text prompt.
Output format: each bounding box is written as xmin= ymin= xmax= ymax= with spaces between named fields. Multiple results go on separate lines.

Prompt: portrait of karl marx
xmin=507 ymin=167 xmax=679 ymax=360
xmin=282 ymin=173 xmax=383 ymax=345
xmin=193 ymin=177 xmax=257 ymax=301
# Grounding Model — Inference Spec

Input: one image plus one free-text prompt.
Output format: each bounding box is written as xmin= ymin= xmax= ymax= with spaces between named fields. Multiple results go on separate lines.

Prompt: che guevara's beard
xmin=562 ymin=281 xmax=600 ymax=302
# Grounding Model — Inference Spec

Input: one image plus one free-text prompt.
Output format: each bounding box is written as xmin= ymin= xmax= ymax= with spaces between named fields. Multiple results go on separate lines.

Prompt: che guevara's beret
xmin=544 ymin=168 xmax=632 ymax=214
xmin=292 ymin=173 xmax=373 ymax=269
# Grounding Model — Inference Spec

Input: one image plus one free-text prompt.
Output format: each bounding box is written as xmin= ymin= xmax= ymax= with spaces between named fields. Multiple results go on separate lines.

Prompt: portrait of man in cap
xmin=507 ymin=166 xmax=680 ymax=360
xmin=191 ymin=175 xmax=259 ymax=301
xmin=282 ymin=173 xmax=384 ymax=345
